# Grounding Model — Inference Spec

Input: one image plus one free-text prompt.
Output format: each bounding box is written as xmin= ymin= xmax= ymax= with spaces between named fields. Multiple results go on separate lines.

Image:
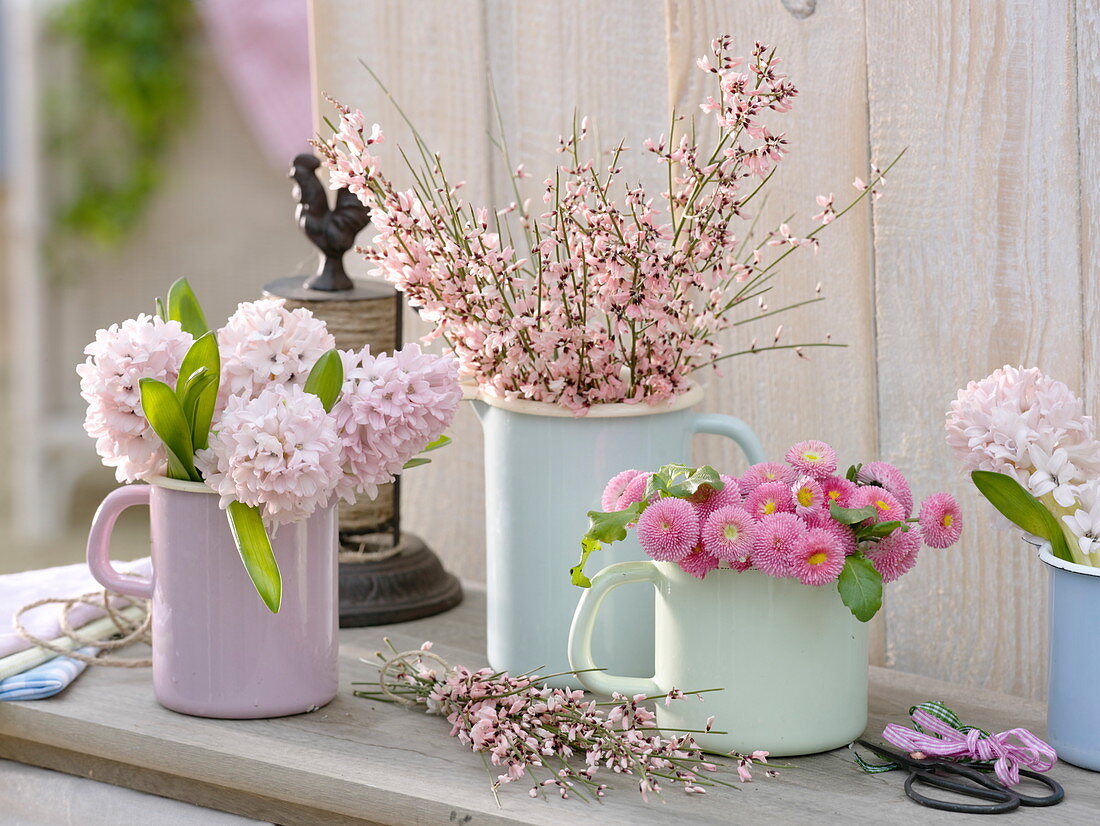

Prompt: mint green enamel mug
xmin=568 ymin=561 xmax=868 ymax=756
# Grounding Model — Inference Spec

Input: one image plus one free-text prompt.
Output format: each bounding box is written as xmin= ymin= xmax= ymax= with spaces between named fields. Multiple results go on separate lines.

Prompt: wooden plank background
xmin=311 ymin=0 xmax=1096 ymax=700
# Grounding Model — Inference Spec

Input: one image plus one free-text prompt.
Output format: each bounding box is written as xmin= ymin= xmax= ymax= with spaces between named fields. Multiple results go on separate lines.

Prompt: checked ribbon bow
xmin=857 ymin=701 xmax=1057 ymax=787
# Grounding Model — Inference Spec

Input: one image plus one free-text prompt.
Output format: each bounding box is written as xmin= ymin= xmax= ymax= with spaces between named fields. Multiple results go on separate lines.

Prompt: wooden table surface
xmin=0 ymin=587 xmax=1094 ymax=825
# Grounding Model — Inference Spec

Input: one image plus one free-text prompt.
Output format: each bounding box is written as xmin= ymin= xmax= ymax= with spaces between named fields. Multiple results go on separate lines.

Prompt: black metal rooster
xmin=289 ymin=153 xmax=372 ymax=291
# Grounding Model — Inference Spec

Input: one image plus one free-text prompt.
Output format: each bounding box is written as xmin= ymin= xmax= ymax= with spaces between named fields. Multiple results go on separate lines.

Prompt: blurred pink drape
xmin=197 ymin=0 xmax=313 ymax=168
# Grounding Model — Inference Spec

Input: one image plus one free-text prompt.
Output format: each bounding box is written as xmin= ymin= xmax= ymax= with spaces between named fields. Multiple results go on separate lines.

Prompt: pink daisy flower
xmin=857 ymin=461 xmax=914 ymax=516
xmin=702 ymin=505 xmax=757 ymax=562
xmin=679 ymin=546 xmax=720 ymax=579
xmin=866 ymin=530 xmax=921 ymax=583
xmin=790 ymin=528 xmax=845 ymax=586
xmin=728 ymin=558 xmax=754 ymax=572
xmin=615 ymin=472 xmax=654 ymax=510
xmin=785 ymin=440 xmax=838 ymax=478
xmin=744 ymin=481 xmax=795 ymax=519
xmin=790 ymin=475 xmax=826 ymax=519
xmin=821 ymin=475 xmax=858 ymax=509
xmin=602 ymin=469 xmax=641 ymax=512
xmin=752 ymin=513 xmax=806 ymax=577
xmin=819 ymin=518 xmax=858 ymax=555
xmin=740 ymin=462 xmax=795 ymax=494
xmin=852 ymin=485 xmax=906 ymax=523
xmin=918 ymin=493 xmax=963 ymax=548
xmin=689 ymin=474 xmax=741 ymax=519
xmin=636 ymin=498 xmax=699 ymax=562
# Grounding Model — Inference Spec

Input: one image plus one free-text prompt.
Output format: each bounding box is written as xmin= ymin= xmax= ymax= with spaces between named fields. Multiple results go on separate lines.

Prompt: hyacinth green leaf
xmin=403 ymin=457 xmax=432 ymax=469
xmin=970 ymin=470 xmax=1074 ymax=563
xmin=830 ymin=502 xmax=877 ymax=525
xmin=178 ymin=369 xmax=217 ymax=453
xmin=139 ymin=378 xmax=199 ymax=481
xmin=155 ymin=297 xmax=167 ymax=321
xmin=226 ymin=502 xmax=282 ymax=613
xmin=421 ymin=434 xmax=452 ymax=452
xmin=303 ymin=349 xmax=344 ymax=413
xmin=837 ymin=555 xmax=882 ymax=622
xmin=166 ymin=277 xmax=209 ymax=337
xmin=175 ymin=331 xmax=220 ymax=450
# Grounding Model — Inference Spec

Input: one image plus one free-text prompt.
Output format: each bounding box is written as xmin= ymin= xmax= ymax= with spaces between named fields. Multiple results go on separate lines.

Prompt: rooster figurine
xmin=289 ymin=153 xmax=371 ymax=291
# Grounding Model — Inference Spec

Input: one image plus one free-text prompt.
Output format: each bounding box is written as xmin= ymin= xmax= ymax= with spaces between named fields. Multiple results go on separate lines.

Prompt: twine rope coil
xmin=14 ymin=589 xmax=152 ymax=668
xmin=376 ymin=649 xmax=453 ymax=706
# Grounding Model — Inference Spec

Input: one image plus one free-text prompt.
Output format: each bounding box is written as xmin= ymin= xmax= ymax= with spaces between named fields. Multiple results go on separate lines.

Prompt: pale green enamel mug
xmin=568 ymin=561 xmax=869 ymax=756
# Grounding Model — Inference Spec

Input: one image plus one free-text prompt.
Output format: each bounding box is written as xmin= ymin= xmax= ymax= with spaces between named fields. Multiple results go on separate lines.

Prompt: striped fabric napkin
xmin=0 ymin=647 xmax=97 ymax=701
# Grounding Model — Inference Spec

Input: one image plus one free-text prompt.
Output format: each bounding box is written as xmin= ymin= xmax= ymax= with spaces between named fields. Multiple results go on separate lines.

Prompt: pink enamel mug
xmin=86 ymin=475 xmax=338 ymax=719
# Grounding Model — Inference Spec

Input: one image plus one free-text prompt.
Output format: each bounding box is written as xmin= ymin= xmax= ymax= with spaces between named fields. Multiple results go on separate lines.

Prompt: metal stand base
xmin=338 ymin=533 xmax=463 ymax=627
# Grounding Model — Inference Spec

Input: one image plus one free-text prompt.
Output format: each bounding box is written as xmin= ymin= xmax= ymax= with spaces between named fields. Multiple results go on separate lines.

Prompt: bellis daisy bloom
xmin=857 ymin=461 xmax=914 ymax=515
xmin=866 ymin=530 xmax=921 ymax=583
xmin=602 ymin=469 xmax=642 ymax=512
xmin=217 ymin=299 xmax=336 ymax=401
xmin=637 ymin=498 xmax=699 ymax=561
xmin=678 ymin=546 xmax=720 ymax=579
xmin=790 ymin=528 xmax=845 ymax=586
xmin=77 ymin=314 xmax=194 ymax=482
xmin=197 ymin=384 xmax=343 ymax=526
xmin=918 ymin=492 xmax=963 ymax=549
xmin=852 ymin=485 xmax=906 ymax=523
xmin=688 ymin=474 xmax=742 ymax=518
xmin=616 ymin=472 xmax=654 ymax=510
xmin=790 ymin=475 xmax=826 ymax=519
xmin=744 ymin=481 xmax=795 ymax=519
xmin=702 ymin=505 xmax=756 ymax=562
xmin=331 ymin=344 xmax=461 ymax=502
xmin=740 ymin=462 xmax=795 ymax=494
xmin=821 ymin=475 xmax=858 ymax=509
xmin=752 ymin=512 xmax=806 ymax=577
xmin=818 ymin=518 xmax=858 ymax=555
xmin=785 ymin=440 xmax=837 ymax=478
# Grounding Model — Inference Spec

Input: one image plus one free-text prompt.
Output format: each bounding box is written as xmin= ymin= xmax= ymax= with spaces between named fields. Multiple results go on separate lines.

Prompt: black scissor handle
xmin=1012 ymin=769 xmax=1065 ymax=807
xmin=904 ymin=769 xmax=1020 ymax=815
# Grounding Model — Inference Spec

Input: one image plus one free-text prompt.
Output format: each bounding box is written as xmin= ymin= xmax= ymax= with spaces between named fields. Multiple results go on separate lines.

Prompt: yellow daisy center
xmin=875 ymin=499 xmax=890 ymax=512
xmin=803 ymin=451 xmax=821 ymax=462
xmin=828 ymin=490 xmax=841 ymax=500
xmin=723 ymin=524 xmax=740 ymax=541
xmin=762 ymin=500 xmax=777 ymax=515
xmin=942 ymin=513 xmax=953 ymax=527
xmin=797 ymin=488 xmax=815 ymax=507
xmin=807 ymin=551 xmax=828 ymax=566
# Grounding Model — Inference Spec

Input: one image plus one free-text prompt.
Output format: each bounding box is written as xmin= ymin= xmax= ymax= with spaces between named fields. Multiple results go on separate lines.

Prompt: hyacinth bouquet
xmin=947 ymin=366 xmax=1100 ymax=567
xmin=313 ymin=37 xmax=901 ymax=413
xmin=572 ymin=443 xmax=963 ymax=621
xmin=77 ymin=279 xmax=460 ymax=611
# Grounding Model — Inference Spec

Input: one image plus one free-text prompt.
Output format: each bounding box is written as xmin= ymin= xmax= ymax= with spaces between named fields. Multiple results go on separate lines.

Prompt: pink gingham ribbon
xmin=883 ymin=707 xmax=1057 ymax=787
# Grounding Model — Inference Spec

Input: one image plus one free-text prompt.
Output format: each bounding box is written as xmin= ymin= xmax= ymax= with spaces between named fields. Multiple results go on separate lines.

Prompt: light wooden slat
xmin=310 ymin=0 xmax=492 ymax=581
xmin=865 ymin=0 xmax=1083 ymax=699
xmin=2 ymin=588 xmax=1098 ymax=823
xmin=665 ymin=0 xmax=884 ymax=660
xmin=1080 ymin=2 xmax=1100 ymax=414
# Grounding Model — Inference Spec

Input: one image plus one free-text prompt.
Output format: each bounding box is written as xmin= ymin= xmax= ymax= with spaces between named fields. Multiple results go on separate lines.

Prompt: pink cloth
xmin=0 ymin=559 xmax=152 ymax=659
xmin=197 ymin=0 xmax=313 ymax=168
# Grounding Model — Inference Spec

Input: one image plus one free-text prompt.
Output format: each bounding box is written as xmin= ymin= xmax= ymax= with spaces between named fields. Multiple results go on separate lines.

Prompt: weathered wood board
xmin=0 ymin=589 xmax=1096 ymax=825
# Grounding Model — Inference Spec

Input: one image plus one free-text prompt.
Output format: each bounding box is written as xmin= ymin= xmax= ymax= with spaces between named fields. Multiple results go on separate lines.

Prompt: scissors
xmin=854 ymin=739 xmax=1065 ymax=814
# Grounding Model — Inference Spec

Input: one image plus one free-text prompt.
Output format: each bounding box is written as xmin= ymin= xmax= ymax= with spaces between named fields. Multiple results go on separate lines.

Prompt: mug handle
xmin=86 ymin=485 xmax=154 ymax=599
xmin=568 ymin=561 xmax=664 ymax=697
xmin=692 ymin=412 xmax=765 ymax=465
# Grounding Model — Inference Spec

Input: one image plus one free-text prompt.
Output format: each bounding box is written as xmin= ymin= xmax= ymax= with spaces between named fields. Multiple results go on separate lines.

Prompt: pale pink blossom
xmin=77 ymin=315 xmax=194 ymax=482
xmin=197 ymin=384 xmax=342 ymax=525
